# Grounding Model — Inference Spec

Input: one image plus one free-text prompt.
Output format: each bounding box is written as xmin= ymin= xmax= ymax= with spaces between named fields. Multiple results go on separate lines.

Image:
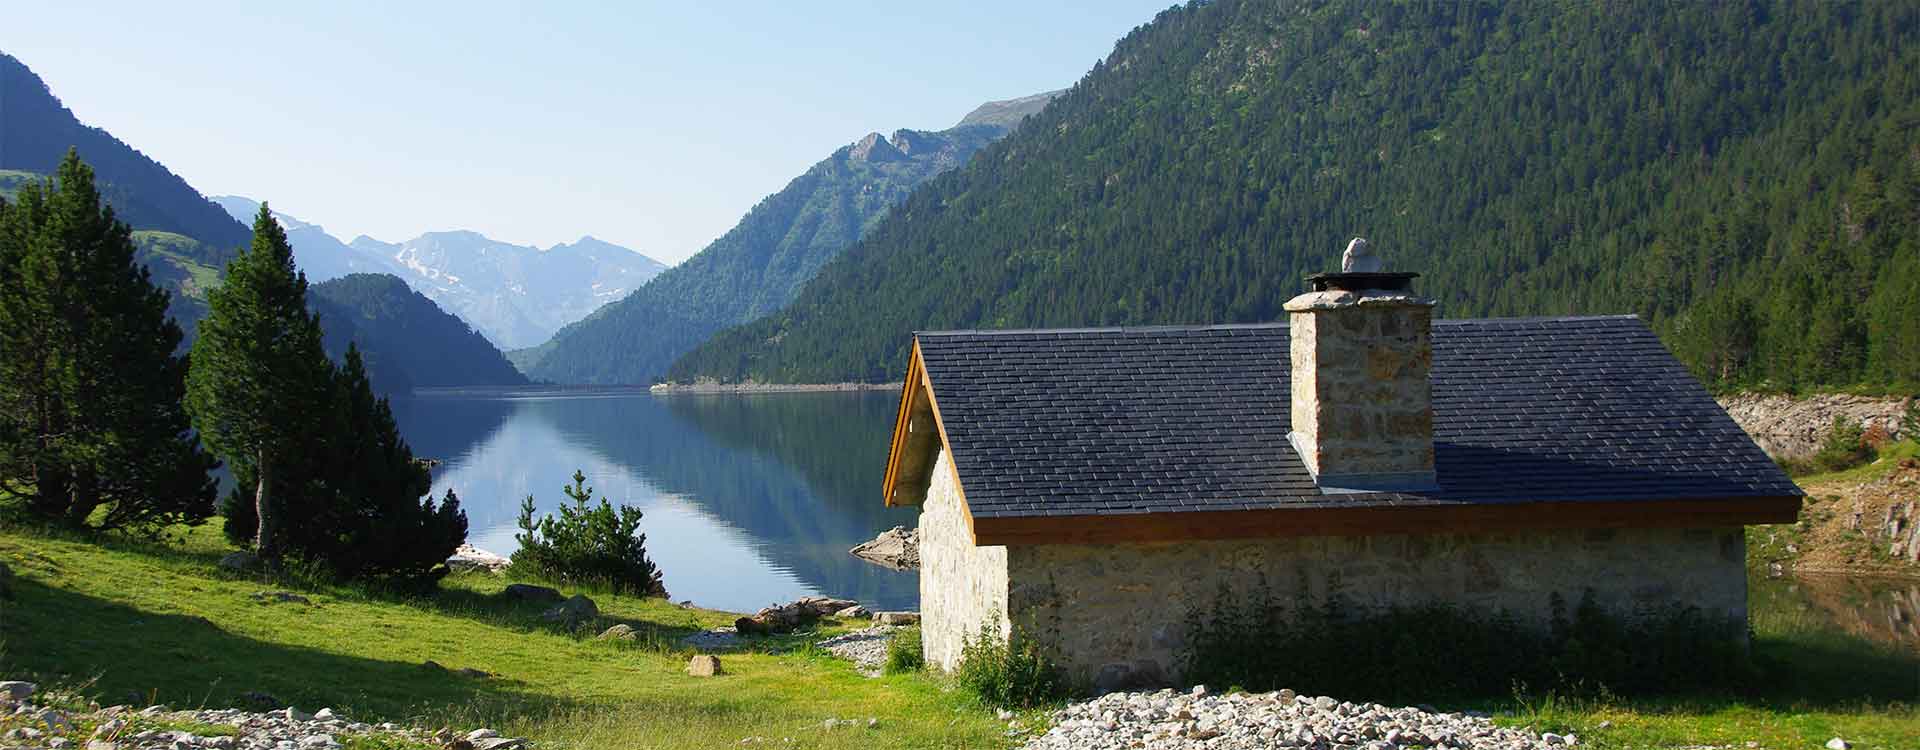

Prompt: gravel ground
xmin=815 ymin=626 xmax=902 ymax=677
xmin=0 ymin=681 xmax=527 ymax=750
xmin=1020 ymin=686 xmax=1579 ymax=750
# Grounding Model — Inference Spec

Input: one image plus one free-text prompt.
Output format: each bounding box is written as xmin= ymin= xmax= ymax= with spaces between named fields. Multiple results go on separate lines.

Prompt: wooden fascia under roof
xmin=881 ymin=340 xmax=978 ymax=540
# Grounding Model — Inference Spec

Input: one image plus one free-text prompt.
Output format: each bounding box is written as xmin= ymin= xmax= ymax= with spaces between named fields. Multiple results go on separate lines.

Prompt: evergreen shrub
xmin=1813 ymin=415 xmax=1876 ymax=473
xmin=511 ymin=470 xmax=664 ymax=597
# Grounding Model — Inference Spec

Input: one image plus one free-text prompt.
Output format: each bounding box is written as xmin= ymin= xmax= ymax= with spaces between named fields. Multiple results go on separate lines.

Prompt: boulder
xmin=834 ymin=605 xmax=870 ymax=619
xmin=686 ymin=655 xmax=723 ymax=677
xmin=733 ymin=596 xmax=860 ymax=634
xmin=596 ymin=624 xmax=639 ymax=641
xmin=873 ymin=611 xmax=920 ymax=626
xmin=472 ymin=739 xmax=526 ymax=750
xmin=849 ymin=526 xmax=919 ymax=570
xmin=217 ymin=552 xmax=258 ymax=574
xmin=500 ymin=583 xmax=564 ymax=603
xmin=446 ymin=545 xmax=512 ymax=574
xmin=540 ymin=594 xmax=598 ymax=626
xmin=0 ymin=681 xmax=36 ymax=702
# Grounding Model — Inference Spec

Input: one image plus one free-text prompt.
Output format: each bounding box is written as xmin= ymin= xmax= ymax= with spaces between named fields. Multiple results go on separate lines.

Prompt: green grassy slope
xmin=0 ymin=523 xmax=1013 ymax=749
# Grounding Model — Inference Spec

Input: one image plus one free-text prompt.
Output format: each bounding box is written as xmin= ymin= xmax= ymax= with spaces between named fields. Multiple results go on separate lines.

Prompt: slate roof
xmin=912 ymin=315 xmax=1802 ymax=520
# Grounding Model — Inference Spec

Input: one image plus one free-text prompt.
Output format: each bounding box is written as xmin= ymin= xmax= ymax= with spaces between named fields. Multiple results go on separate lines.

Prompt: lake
xmin=391 ymin=389 xmax=921 ymax=613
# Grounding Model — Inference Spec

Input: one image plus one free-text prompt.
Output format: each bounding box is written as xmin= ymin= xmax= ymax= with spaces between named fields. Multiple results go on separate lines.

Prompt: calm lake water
xmin=390 ymin=390 xmax=920 ymax=613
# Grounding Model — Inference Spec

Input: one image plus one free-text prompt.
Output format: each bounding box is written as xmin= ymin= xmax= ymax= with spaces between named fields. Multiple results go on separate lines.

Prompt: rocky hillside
xmin=1752 ymin=455 xmax=1920 ymax=579
xmin=1719 ymin=394 xmax=1913 ymax=459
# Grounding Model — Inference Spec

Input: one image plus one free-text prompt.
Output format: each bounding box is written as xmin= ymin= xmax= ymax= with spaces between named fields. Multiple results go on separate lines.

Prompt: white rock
xmin=0 ymin=681 xmax=36 ymax=702
xmin=1826 ymin=739 xmax=1851 ymax=750
xmin=467 ymin=728 xmax=500 ymax=741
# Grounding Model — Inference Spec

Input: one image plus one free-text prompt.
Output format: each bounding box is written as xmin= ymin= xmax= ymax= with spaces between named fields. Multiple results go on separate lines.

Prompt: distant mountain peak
xmin=954 ymin=89 xmax=1067 ymax=129
xmin=848 ymin=132 xmax=907 ymax=163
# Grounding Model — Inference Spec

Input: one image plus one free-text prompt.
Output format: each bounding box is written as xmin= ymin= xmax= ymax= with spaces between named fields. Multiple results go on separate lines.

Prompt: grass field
xmin=0 ymin=519 xmax=1914 ymax=748
xmin=0 ymin=522 xmax=1017 ymax=749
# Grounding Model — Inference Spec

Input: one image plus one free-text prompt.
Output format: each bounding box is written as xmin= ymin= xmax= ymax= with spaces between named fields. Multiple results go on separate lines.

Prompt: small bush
xmin=884 ymin=626 xmax=924 ymax=674
xmin=954 ymin=621 xmax=1064 ymax=709
xmin=1813 ymin=415 xmax=1876 ymax=473
xmin=511 ymin=470 xmax=664 ymax=596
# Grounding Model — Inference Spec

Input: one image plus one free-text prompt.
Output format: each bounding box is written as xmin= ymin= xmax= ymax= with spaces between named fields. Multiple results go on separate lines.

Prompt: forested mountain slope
xmin=515 ymin=116 xmax=1038 ymax=385
xmin=1 ymin=53 xmax=248 ymax=254
xmin=671 ymin=0 xmax=1920 ymax=391
xmin=309 ymin=273 xmax=529 ymax=394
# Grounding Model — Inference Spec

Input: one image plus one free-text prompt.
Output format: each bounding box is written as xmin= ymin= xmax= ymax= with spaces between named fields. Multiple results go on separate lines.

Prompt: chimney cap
xmin=1306 ymin=271 xmax=1420 ymax=293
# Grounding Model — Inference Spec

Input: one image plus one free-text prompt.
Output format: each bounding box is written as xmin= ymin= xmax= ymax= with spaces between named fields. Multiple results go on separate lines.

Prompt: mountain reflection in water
xmin=391 ymin=390 xmax=919 ymax=613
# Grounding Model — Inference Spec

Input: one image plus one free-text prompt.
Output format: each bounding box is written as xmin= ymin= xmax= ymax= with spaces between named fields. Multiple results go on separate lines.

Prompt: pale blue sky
xmin=3 ymin=1 xmax=1174 ymax=263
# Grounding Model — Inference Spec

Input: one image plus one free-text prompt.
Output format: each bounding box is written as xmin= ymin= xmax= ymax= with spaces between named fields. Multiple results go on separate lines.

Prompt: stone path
xmin=1019 ymin=686 xmax=1579 ymax=750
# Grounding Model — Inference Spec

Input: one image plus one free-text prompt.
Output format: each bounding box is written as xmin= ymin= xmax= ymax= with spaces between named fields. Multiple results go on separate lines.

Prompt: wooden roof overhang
xmin=882 ymin=338 xmax=1802 ymax=548
xmin=965 ymin=495 xmax=1803 ymax=546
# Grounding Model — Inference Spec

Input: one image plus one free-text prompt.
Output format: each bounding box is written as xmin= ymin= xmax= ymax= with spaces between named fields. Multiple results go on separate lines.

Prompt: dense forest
xmin=671 ymin=0 xmax=1920 ymax=393
xmin=514 ymin=122 xmax=1025 ymax=385
xmin=310 ymin=273 xmax=529 ymax=394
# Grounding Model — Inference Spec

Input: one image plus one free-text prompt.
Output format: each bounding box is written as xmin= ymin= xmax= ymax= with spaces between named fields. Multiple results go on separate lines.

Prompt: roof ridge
xmin=917 ymin=314 xmax=1643 ymax=338
xmin=916 ymin=322 xmax=1284 ymax=337
xmin=1431 ymin=314 xmax=1641 ymax=326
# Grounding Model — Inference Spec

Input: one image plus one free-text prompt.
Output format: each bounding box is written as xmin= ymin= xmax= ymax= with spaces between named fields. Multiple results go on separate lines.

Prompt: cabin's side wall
xmin=1005 ymin=526 xmax=1747 ymax=691
xmin=918 ymin=448 xmax=1009 ymax=671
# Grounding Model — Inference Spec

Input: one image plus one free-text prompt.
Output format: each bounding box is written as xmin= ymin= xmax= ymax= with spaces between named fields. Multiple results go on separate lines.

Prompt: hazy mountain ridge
xmin=214 ymin=198 xmax=667 ymax=350
xmin=515 ymin=103 xmax=1059 ymax=385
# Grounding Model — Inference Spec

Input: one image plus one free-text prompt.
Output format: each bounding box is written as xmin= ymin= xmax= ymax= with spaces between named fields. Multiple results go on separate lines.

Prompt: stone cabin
xmin=878 ymin=268 xmax=1803 ymax=690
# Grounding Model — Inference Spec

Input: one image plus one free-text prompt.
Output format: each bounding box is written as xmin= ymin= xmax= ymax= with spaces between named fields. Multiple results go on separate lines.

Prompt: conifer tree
xmin=186 ymin=204 xmax=332 ymax=560
xmin=0 ymin=151 xmax=217 ymax=531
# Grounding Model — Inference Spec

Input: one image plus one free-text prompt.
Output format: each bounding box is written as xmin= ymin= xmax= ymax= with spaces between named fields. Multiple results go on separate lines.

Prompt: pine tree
xmin=186 ymin=204 xmax=332 ymax=560
xmin=218 ymin=343 xmax=467 ymax=585
xmin=0 ymin=151 xmax=217 ymax=531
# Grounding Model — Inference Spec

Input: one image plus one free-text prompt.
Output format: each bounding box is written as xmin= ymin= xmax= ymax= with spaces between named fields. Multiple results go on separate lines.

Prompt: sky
xmin=2 ymin=1 xmax=1175 ymax=264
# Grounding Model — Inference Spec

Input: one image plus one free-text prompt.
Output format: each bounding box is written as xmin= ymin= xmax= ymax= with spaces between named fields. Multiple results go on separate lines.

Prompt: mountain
xmin=3 ymin=52 xmax=250 ymax=337
xmin=210 ymin=197 xmax=394 ymax=283
xmin=212 ymin=198 xmax=668 ymax=350
xmin=309 ymin=273 xmax=529 ymax=394
xmin=1 ymin=53 xmax=249 ymax=254
xmin=954 ymin=90 xmax=1066 ymax=129
xmin=514 ymin=107 xmax=1056 ymax=385
xmin=670 ymin=0 xmax=1920 ymax=391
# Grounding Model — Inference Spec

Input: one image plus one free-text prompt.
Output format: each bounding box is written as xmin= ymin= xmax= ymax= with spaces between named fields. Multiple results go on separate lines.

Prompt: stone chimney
xmin=1284 ymin=238 xmax=1437 ymax=492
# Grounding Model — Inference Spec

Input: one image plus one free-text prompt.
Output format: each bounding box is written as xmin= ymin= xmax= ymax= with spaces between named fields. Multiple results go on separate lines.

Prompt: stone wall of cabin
xmin=917 ymin=449 xmax=1010 ymax=671
xmin=1002 ymin=526 xmax=1747 ymax=691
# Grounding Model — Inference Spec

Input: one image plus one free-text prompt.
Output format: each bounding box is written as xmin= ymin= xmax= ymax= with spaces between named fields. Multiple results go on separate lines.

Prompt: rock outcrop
xmin=850 ymin=526 xmax=919 ymax=570
xmin=1717 ymin=393 xmax=1911 ymax=459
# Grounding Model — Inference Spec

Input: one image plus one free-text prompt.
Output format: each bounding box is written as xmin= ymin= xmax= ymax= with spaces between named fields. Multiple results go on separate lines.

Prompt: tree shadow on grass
xmin=0 ymin=578 xmax=579 ymax=724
